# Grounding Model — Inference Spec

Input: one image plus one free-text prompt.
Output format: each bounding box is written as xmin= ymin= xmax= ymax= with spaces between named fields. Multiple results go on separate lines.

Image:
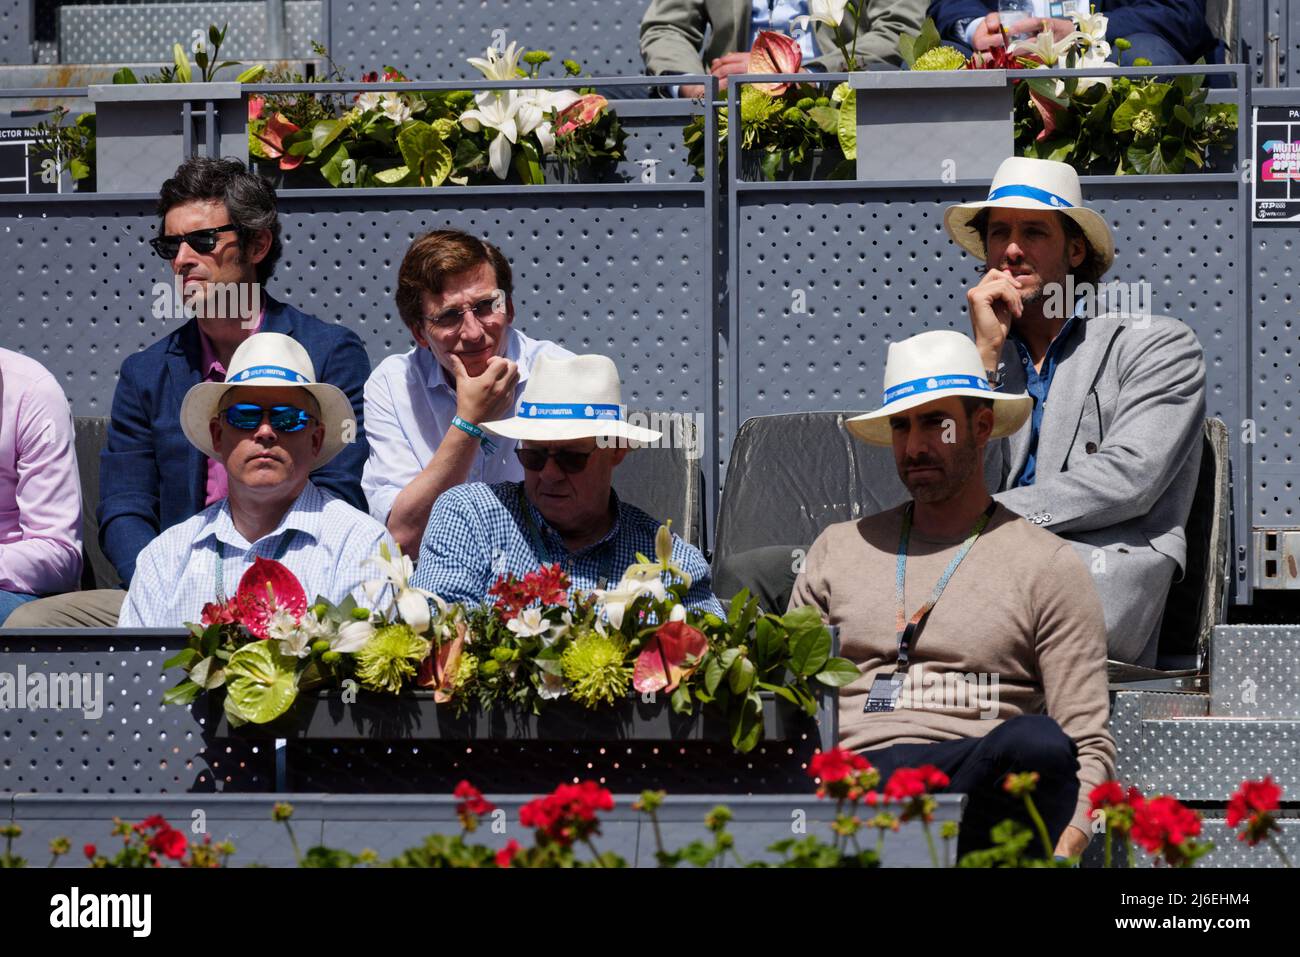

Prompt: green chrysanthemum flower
xmin=561 ymin=631 xmax=632 ymax=708
xmin=913 ymin=46 xmax=968 ymax=71
xmin=740 ymin=86 xmax=783 ymax=125
xmin=355 ymin=623 xmax=430 ymax=694
xmin=1132 ymin=109 xmax=1157 ymax=137
xmin=454 ymin=654 xmax=479 ymax=692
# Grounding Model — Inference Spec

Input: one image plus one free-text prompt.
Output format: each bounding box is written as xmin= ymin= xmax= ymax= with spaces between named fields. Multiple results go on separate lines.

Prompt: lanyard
xmin=214 ymin=528 xmax=299 ymax=602
xmin=516 ymin=484 xmax=617 ymax=590
xmin=893 ymin=501 xmax=997 ymax=671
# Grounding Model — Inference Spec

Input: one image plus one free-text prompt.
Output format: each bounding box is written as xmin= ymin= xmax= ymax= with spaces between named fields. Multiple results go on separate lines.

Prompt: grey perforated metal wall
xmin=58 ymin=1 xmax=323 ymax=63
xmin=0 ymin=633 xmax=273 ymax=793
xmin=0 ymin=0 xmax=30 ymax=64
xmin=329 ymin=0 xmax=647 ymax=81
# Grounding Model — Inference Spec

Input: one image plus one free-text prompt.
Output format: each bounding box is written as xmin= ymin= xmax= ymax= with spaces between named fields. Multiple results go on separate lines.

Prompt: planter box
xmin=203 ymin=689 xmax=832 ymax=748
xmin=851 ymin=69 xmax=1012 ymax=182
xmin=88 ymin=82 xmax=248 ymax=193
xmin=740 ymin=147 xmax=845 ymax=182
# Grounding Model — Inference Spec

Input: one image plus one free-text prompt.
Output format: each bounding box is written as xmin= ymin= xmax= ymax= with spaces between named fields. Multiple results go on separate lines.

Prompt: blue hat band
xmin=229 ymin=364 xmax=310 ymax=384
xmin=883 ymin=374 xmax=991 ymax=406
xmin=518 ymin=401 xmax=623 ymax=421
xmin=986 ymin=184 xmax=1075 ymax=208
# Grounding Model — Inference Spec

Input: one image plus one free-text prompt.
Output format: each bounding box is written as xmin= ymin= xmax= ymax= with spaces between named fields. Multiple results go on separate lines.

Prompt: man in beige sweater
xmin=790 ymin=330 xmax=1114 ymax=860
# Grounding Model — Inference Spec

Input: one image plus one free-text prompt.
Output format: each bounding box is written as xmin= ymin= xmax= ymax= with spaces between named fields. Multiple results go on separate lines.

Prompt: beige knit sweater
xmin=790 ymin=502 xmax=1116 ymax=836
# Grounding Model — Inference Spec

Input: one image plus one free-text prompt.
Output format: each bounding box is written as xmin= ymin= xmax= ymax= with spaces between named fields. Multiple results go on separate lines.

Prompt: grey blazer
xmin=639 ymin=0 xmax=926 ymax=76
xmin=992 ymin=314 xmax=1206 ymax=663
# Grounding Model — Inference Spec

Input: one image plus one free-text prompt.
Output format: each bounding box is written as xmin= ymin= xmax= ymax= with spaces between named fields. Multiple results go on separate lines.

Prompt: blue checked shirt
xmin=410 ymin=480 xmax=724 ymax=616
xmin=119 ymin=482 xmax=397 ymax=628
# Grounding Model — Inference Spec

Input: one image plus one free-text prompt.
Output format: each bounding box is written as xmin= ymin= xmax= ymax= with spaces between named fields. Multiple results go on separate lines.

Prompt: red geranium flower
xmin=454 ymin=779 xmax=495 ymax=817
xmin=884 ymin=765 xmax=950 ymax=801
xmin=495 ymin=839 xmax=521 ymax=868
xmin=1131 ymin=795 xmax=1203 ymax=864
xmin=147 ymin=826 xmax=188 ymax=861
xmin=519 ymin=781 xmax=614 ymax=846
xmin=808 ymin=748 xmax=870 ymax=785
xmin=1226 ymin=777 xmax=1282 ymax=846
xmin=83 ymin=843 xmax=96 ymax=860
xmin=1089 ymin=780 xmax=1127 ymax=811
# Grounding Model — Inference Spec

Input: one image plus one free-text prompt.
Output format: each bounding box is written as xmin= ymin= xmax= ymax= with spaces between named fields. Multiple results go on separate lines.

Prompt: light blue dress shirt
xmin=360 ymin=328 xmax=572 ymax=523
xmin=119 ymin=482 xmax=396 ymax=628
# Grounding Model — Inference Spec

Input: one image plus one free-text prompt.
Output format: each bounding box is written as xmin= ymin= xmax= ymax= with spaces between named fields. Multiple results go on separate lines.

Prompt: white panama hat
xmin=179 ymin=332 xmax=355 ymax=468
xmin=944 ymin=157 xmax=1115 ymax=277
xmin=844 ymin=330 xmax=1033 ymax=446
xmin=481 ymin=353 xmax=662 ymax=444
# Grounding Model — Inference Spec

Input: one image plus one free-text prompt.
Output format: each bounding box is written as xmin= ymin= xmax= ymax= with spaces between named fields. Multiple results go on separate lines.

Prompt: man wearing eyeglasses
xmin=363 ymin=230 xmax=572 ymax=559
xmin=8 ymin=158 xmax=371 ymax=628
xmin=119 ymin=333 xmax=394 ymax=627
xmin=409 ymin=353 xmax=723 ymax=616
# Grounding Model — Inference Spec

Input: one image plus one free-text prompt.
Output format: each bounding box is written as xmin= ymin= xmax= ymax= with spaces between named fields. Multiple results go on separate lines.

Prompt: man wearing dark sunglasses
xmin=409 ymin=353 xmax=722 ymax=617
xmin=11 ymin=158 xmax=373 ymax=628
xmin=364 ymin=230 xmax=571 ymax=559
xmin=119 ymin=333 xmax=394 ymax=628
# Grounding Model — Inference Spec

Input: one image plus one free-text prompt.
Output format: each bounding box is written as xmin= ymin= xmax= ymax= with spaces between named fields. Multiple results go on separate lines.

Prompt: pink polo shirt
xmin=0 ymin=348 xmax=83 ymax=594
xmin=197 ymin=307 xmax=264 ymax=506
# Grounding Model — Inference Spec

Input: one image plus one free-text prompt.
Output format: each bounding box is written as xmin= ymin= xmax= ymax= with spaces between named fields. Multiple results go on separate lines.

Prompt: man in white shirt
xmin=363 ymin=230 xmax=571 ymax=557
xmin=120 ymin=333 xmax=394 ymax=627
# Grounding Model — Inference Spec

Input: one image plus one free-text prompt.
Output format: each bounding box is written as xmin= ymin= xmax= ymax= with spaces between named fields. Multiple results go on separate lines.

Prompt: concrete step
xmin=1211 ymin=625 xmax=1300 ymax=719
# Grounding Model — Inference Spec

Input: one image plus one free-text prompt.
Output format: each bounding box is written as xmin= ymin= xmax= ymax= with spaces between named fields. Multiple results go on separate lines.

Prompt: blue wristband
xmin=452 ymin=415 xmax=497 ymax=454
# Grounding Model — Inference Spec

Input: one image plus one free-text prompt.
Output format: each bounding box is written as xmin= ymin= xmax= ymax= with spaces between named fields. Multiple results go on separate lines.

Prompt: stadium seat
xmin=73 ymin=415 xmax=119 ymax=591
xmin=611 ymin=411 xmax=705 ymax=549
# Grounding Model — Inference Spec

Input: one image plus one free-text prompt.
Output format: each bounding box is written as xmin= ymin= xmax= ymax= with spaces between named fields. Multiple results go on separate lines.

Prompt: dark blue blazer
xmin=926 ymin=0 xmax=1216 ymax=63
xmin=98 ymin=296 xmax=371 ymax=585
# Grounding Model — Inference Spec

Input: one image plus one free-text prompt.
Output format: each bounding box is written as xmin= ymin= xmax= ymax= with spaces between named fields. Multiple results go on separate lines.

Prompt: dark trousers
xmin=863 ymin=714 xmax=1080 ymax=860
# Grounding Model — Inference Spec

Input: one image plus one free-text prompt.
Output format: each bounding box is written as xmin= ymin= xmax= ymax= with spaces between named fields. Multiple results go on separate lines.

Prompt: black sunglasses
xmin=515 ymin=446 xmax=596 ymax=474
xmin=220 ymin=403 xmax=315 ymax=433
xmin=426 ymin=296 xmax=501 ymax=330
xmin=150 ymin=224 xmax=240 ymax=260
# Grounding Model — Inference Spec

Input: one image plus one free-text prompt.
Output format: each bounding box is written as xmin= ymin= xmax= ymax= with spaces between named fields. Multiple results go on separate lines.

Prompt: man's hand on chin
xmin=1054 ymin=824 xmax=1091 ymax=859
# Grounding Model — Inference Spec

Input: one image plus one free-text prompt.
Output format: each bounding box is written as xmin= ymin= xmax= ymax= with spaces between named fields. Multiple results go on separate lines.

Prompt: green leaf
xmin=900 ymin=17 xmax=943 ymax=68
xmin=753 ymin=617 xmax=782 ymax=667
xmin=163 ymin=679 xmax=201 ymax=706
xmin=319 ymin=143 xmax=351 ymax=187
xmin=755 ymin=680 xmax=803 ymax=709
xmin=704 ymin=654 xmax=725 ymax=696
xmin=236 ymin=64 xmax=266 ymax=83
xmin=397 ymin=120 xmax=453 ymax=186
xmin=788 ymin=626 xmax=831 ymax=677
xmin=729 ymin=691 xmax=764 ymax=753
xmin=209 ymin=24 xmax=222 ymax=49
xmin=814 ymin=656 xmax=860 ymax=687
xmin=837 ymin=89 xmax=857 ymax=162
xmin=373 ymin=165 xmax=412 ymax=185
xmin=670 ymin=684 xmax=693 ymax=715
xmin=514 ymin=138 xmax=543 ymax=186
xmin=728 ymin=656 xmax=756 ymax=695
xmin=807 ymin=106 xmax=839 ymax=134
xmin=111 ymin=67 xmax=138 ymax=84
xmin=69 ymin=158 xmax=90 ymax=181
xmin=310 ymin=119 xmax=345 ymax=156
xmin=163 ymin=647 xmax=201 ymax=671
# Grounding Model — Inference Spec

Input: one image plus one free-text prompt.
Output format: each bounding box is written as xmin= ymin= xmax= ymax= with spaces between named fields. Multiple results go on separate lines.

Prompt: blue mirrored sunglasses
xmin=221 ymin=403 xmax=314 ymax=433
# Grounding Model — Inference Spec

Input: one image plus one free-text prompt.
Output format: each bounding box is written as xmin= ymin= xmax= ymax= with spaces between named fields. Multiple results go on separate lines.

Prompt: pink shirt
xmin=197 ymin=307 xmax=264 ymax=506
xmin=0 ymin=348 xmax=83 ymax=594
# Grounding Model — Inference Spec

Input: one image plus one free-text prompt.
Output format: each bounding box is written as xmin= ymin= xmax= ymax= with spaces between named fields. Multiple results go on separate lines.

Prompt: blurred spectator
xmin=927 ymin=0 xmax=1217 ymax=65
xmin=641 ymin=0 xmax=927 ymax=97
xmin=0 ymin=349 xmax=82 ymax=625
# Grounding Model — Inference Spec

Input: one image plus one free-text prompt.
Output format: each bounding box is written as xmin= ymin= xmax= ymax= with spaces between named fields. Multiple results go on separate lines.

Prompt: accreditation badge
xmin=865 ymin=672 xmax=906 ymax=713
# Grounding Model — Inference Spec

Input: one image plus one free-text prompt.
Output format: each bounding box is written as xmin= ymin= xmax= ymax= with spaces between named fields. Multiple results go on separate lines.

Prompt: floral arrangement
xmin=248 ymin=38 xmax=626 ymax=188
xmin=8 ymin=766 xmax=1285 ymax=869
xmin=901 ymin=14 xmax=1238 ymax=175
xmin=163 ymin=525 xmax=857 ymax=752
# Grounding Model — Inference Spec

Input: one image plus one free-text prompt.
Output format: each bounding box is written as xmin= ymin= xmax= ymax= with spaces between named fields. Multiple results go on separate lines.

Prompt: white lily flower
xmin=363 ymin=546 xmax=415 ymax=591
xmin=460 ymin=92 xmax=521 ymax=179
xmin=514 ymin=89 xmax=580 ymax=156
xmin=362 ymin=544 xmax=442 ymax=632
xmin=595 ymin=574 xmax=668 ymax=630
xmin=269 ymin=608 xmax=312 ymax=659
xmin=506 ymin=606 xmax=551 ymax=639
xmin=356 ymin=91 xmax=382 ymax=113
xmin=537 ymin=670 xmax=568 ymax=700
xmin=1070 ymin=44 xmax=1117 ymax=92
xmin=467 ymin=41 xmax=523 ymax=82
xmin=668 ymin=604 xmax=688 ymax=623
xmin=792 ymin=0 xmax=849 ymax=32
xmin=332 ymin=618 xmax=375 ymax=654
xmin=380 ymin=92 xmax=413 ymax=124
xmin=1020 ymin=27 xmax=1080 ymax=65
xmin=1072 ymin=9 xmax=1108 ymax=45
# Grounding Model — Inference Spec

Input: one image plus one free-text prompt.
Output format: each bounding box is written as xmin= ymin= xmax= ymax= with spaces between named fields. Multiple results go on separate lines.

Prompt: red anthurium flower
xmin=632 ymin=621 xmax=709 ymax=694
xmin=421 ymin=622 xmax=467 ymax=703
xmin=1226 ymin=777 xmax=1283 ymax=846
xmin=1028 ymin=88 xmax=1067 ymax=143
xmin=250 ymin=113 xmax=305 ymax=171
xmin=248 ymin=95 xmax=265 ymax=121
xmin=234 ymin=557 xmax=307 ymax=639
xmin=554 ymin=94 xmax=608 ymax=137
xmin=748 ymin=30 xmax=802 ymax=95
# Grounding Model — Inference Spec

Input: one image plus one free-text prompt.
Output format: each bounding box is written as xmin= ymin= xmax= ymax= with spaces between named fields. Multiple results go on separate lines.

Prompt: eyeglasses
xmin=515 ymin=446 xmax=596 ymax=474
xmin=425 ymin=296 xmax=501 ymax=330
xmin=219 ymin=403 xmax=315 ymax=433
xmin=149 ymin=224 xmax=239 ymax=260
